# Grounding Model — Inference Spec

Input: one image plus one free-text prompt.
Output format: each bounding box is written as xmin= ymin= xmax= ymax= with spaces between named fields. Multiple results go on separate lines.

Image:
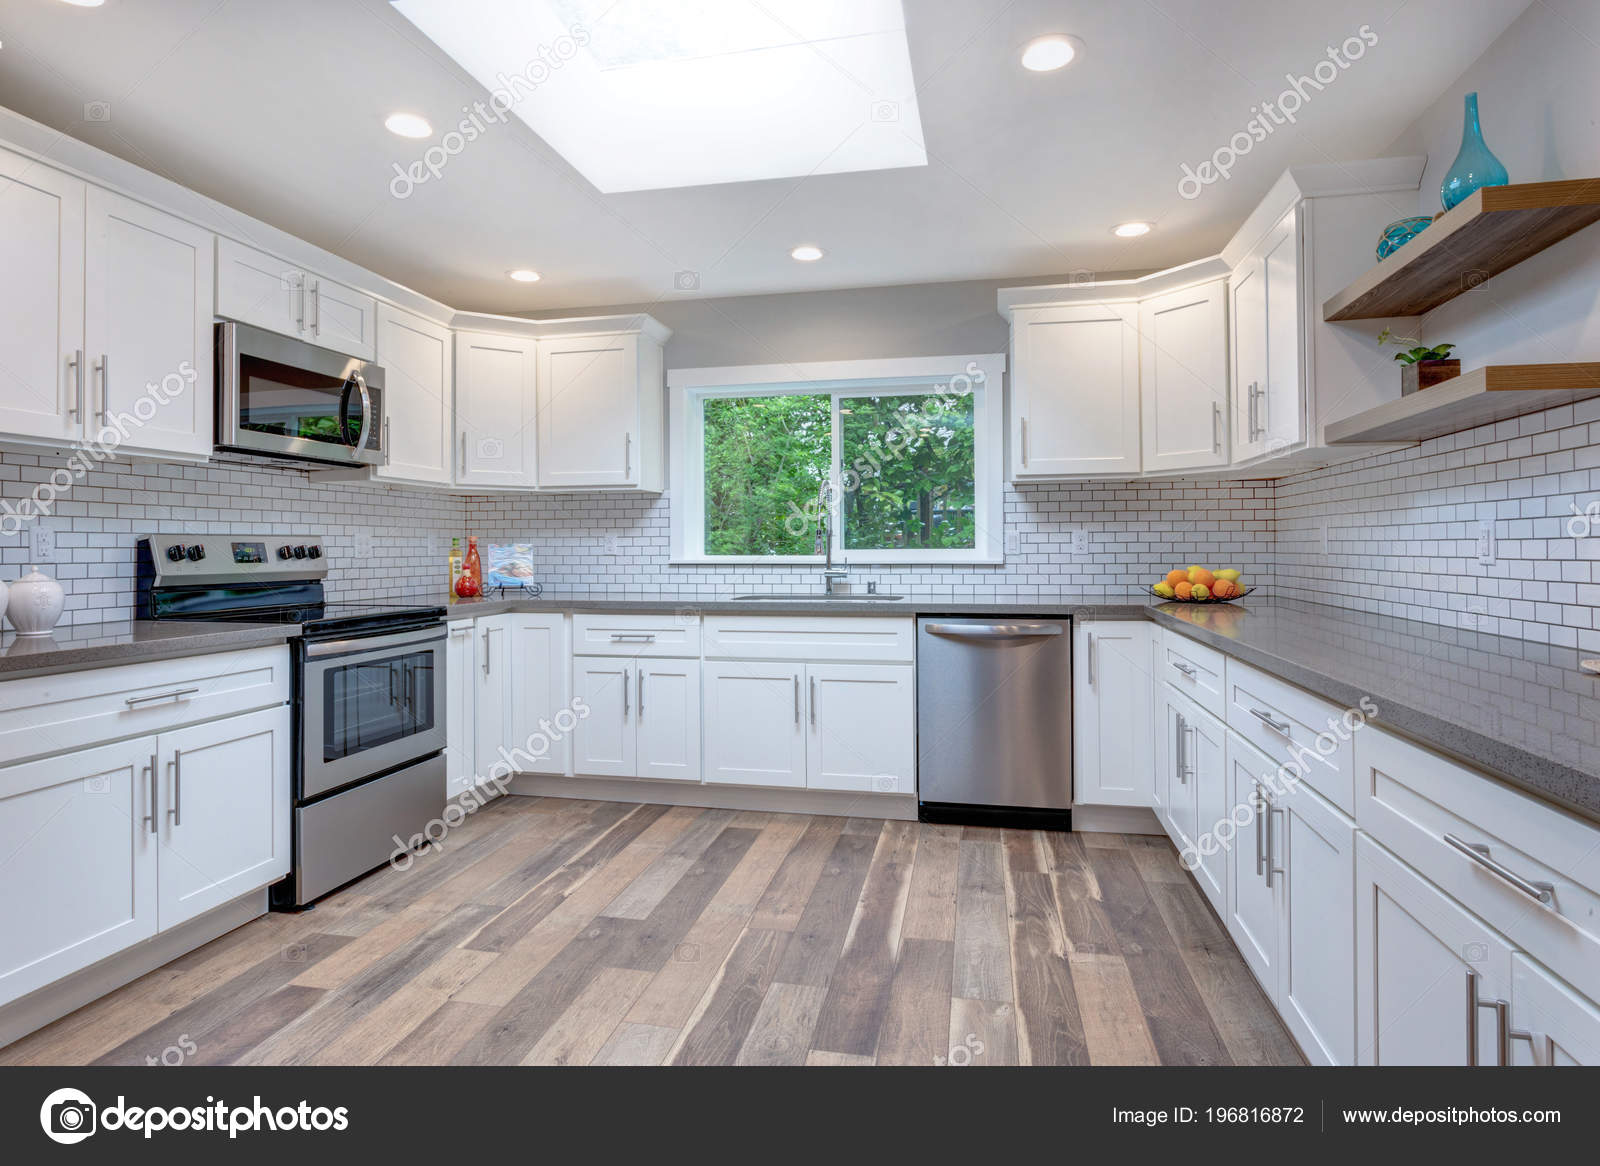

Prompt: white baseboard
xmin=0 ymin=890 xmax=266 ymax=1052
xmin=1071 ymin=803 xmax=1164 ymax=835
xmin=509 ymin=774 xmax=918 ymax=821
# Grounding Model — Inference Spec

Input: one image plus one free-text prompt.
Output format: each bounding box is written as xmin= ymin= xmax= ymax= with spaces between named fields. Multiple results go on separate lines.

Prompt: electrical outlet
xmin=1071 ymin=528 xmax=1090 ymax=556
xmin=1475 ymin=519 xmax=1496 ymax=566
xmin=353 ymin=530 xmax=374 ymax=559
xmin=1004 ymin=530 xmax=1020 ymax=556
xmin=603 ymin=533 xmax=621 ymax=556
xmin=29 ymin=521 xmax=57 ymax=563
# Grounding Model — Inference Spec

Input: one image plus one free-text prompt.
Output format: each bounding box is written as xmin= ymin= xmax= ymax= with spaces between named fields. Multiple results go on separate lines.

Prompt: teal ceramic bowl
xmin=1376 ymin=215 xmax=1433 ymax=261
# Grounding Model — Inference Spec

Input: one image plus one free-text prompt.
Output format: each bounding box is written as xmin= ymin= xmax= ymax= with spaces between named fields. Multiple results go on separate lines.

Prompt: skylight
xmin=391 ymin=0 xmax=927 ymax=193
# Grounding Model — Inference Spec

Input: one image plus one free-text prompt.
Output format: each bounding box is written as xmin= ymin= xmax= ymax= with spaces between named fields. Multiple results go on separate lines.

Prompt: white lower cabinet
xmin=1510 ymin=953 xmax=1600 ymax=1066
xmin=1157 ymin=687 xmax=1225 ymax=913
xmin=508 ymin=614 xmax=572 ymax=777
xmin=445 ymin=619 xmax=478 ymax=798
xmin=1224 ymin=733 xmax=1281 ymax=991
xmin=1073 ymin=621 xmax=1154 ymax=807
xmin=573 ymin=652 xmax=701 ymax=783
xmin=702 ymin=662 xmax=807 ymax=788
xmin=805 ymin=663 xmax=914 ymax=795
xmin=473 ymin=615 xmax=515 ymax=784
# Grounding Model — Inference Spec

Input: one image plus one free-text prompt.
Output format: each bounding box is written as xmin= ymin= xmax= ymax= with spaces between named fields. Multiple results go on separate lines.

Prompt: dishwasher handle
xmin=923 ymin=622 xmax=1064 ymax=639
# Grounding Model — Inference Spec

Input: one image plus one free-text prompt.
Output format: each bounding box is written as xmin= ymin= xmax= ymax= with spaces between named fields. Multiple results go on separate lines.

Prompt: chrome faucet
xmin=815 ymin=480 xmax=850 ymax=595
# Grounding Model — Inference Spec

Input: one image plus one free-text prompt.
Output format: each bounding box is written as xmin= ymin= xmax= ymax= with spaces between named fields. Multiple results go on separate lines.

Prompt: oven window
xmin=238 ymin=353 xmax=379 ymax=448
xmin=321 ymin=649 xmax=437 ymax=762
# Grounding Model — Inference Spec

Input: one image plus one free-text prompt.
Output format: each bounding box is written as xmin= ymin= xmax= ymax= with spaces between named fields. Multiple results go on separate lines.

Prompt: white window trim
xmin=667 ymin=353 xmax=1006 ymax=565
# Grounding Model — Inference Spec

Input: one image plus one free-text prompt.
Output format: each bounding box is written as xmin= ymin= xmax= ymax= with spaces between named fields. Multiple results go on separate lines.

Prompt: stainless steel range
xmin=137 ymin=534 xmax=446 ymax=907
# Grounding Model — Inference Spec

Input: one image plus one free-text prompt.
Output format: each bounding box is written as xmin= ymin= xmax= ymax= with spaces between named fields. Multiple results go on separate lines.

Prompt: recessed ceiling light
xmin=58 ymin=0 xmax=106 ymax=7
xmin=507 ymin=269 xmax=541 ymax=282
xmin=790 ymin=245 xmax=824 ymax=262
xmin=1112 ymin=221 xmax=1153 ymax=238
xmin=384 ymin=112 xmax=432 ymax=139
xmin=1020 ymin=34 xmax=1081 ymax=72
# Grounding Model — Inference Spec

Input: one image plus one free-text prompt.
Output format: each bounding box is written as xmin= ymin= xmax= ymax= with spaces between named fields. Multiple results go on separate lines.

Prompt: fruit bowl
xmin=1150 ymin=585 xmax=1255 ymax=604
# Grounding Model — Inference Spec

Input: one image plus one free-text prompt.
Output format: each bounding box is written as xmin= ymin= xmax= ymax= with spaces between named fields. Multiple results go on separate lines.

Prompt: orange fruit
xmin=1165 ymin=569 xmax=1187 ymax=588
xmin=1188 ymin=567 xmax=1215 ymax=589
xmin=1212 ymin=579 xmax=1237 ymax=599
xmin=1174 ymin=581 xmax=1193 ymax=600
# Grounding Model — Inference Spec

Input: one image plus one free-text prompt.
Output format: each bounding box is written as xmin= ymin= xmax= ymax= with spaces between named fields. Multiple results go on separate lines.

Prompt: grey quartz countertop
xmin=436 ymin=588 xmax=1160 ymax=619
xmin=0 ymin=620 xmax=299 ymax=680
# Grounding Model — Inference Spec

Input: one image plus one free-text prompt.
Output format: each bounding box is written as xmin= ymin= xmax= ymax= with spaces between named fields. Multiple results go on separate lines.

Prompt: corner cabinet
xmin=454 ymin=331 xmax=538 ymax=489
xmin=1009 ymin=303 xmax=1140 ymax=479
xmin=374 ymin=304 xmax=453 ymax=486
xmin=535 ymin=328 xmax=666 ymax=491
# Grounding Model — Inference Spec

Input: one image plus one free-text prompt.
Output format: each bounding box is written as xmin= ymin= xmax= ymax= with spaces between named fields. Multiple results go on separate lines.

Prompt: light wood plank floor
xmin=1 ymin=797 xmax=1302 ymax=1066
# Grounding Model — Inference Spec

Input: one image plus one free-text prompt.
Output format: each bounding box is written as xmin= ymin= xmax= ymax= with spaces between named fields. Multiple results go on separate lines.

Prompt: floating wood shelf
xmin=1325 ymin=363 xmax=1600 ymax=444
xmin=1322 ymin=180 xmax=1600 ymax=321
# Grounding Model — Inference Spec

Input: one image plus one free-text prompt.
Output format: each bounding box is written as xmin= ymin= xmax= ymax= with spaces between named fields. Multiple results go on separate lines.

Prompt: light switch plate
xmin=1004 ymin=530 xmax=1020 ymax=555
xmin=29 ymin=521 xmax=57 ymax=563
xmin=1475 ymin=519 xmax=1496 ymax=565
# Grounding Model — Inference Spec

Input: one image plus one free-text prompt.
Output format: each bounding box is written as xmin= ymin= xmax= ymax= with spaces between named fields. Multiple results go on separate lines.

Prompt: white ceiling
xmin=0 ymin=0 xmax=1530 ymax=313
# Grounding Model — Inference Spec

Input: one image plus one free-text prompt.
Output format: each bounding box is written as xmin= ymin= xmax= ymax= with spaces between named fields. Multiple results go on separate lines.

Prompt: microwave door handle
xmin=350 ymin=369 xmax=373 ymax=453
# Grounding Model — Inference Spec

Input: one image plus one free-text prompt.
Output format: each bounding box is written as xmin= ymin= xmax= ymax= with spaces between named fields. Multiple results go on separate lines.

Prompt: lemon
xmin=1215 ymin=569 xmax=1242 ymax=583
xmin=1191 ymin=583 xmax=1211 ymax=600
xmin=1152 ymin=582 xmax=1176 ymax=598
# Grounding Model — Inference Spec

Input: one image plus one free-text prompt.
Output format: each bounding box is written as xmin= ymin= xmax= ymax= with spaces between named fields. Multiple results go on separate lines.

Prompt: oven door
xmin=300 ymin=625 xmax=446 ymax=799
xmin=217 ymin=321 xmax=386 ymax=467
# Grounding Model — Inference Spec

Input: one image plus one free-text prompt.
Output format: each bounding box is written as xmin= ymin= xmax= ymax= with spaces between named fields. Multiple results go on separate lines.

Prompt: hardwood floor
xmin=0 ymin=796 xmax=1302 ymax=1067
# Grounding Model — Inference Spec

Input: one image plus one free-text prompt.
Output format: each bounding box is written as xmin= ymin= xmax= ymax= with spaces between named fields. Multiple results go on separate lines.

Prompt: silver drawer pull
xmin=1250 ymin=707 xmax=1291 ymax=734
xmin=1443 ymin=834 xmax=1555 ymax=906
xmin=125 ymin=687 xmax=200 ymax=707
xmin=1172 ymin=661 xmax=1198 ymax=677
xmin=610 ymin=633 xmax=657 ymax=643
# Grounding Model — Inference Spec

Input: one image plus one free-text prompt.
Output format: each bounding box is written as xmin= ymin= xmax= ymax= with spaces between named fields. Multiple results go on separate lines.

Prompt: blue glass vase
xmin=1440 ymin=91 xmax=1508 ymax=210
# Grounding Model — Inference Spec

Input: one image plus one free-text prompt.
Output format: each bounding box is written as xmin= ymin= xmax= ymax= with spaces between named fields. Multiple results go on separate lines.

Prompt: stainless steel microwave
xmin=216 ymin=320 xmax=387 ymax=467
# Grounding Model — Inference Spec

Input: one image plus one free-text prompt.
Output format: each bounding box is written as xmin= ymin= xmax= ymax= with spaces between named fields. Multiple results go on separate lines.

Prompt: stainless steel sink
xmin=730 ymin=593 xmax=905 ymax=602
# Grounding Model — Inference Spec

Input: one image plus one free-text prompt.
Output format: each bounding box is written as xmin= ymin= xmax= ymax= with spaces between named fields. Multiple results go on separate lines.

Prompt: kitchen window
xmin=668 ymin=354 xmax=1005 ymax=564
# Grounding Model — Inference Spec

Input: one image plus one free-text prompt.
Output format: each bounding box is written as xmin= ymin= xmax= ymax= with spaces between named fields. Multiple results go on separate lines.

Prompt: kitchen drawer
xmin=1225 ymin=658 xmax=1355 ymax=815
xmin=1158 ymin=631 xmax=1226 ymax=719
xmin=702 ymin=614 xmax=914 ymax=663
xmin=0 ymin=646 xmax=290 ymax=765
xmin=1356 ymin=725 xmax=1600 ymax=1006
xmin=571 ymin=612 xmax=701 ymax=658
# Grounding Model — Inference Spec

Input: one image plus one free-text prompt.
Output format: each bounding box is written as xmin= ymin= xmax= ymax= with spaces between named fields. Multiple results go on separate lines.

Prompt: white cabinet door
xmin=1011 ymin=303 xmax=1140 ymax=478
xmin=156 ymin=706 xmax=290 ymax=930
xmin=1230 ymin=255 xmax=1266 ymax=460
xmin=0 ymin=736 xmax=158 ymax=1008
xmin=1224 ymin=734 xmax=1280 ymax=993
xmin=536 ymin=333 xmax=639 ymax=488
xmin=572 ymin=656 xmax=637 ymax=778
xmin=1275 ymin=778 xmax=1355 ymax=1065
xmin=703 ymin=662 xmax=806 ymax=788
xmin=84 ymin=186 xmax=214 ymax=459
xmin=1509 ymin=954 xmax=1600 ymax=1066
xmin=806 ymin=663 xmax=914 ymax=795
xmin=306 ymin=275 xmax=376 ymax=360
xmin=455 ymin=332 xmax=537 ymax=488
xmin=508 ymin=613 xmax=571 ymax=777
xmin=636 ymin=658 xmax=701 ymax=783
xmin=1169 ymin=696 xmax=1227 ymax=915
xmin=215 ymin=236 xmax=307 ymax=340
xmin=1231 ymin=208 xmax=1303 ymax=462
xmin=1140 ymin=279 xmax=1228 ymax=472
xmin=1159 ymin=692 xmax=1196 ymax=846
xmin=1355 ymin=833 xmax=1510 ymax=1065
xmin=1073 ymin=621 xmax=1153 ymax=807
xmin=473 ymin=615 xmax=514 ymax=780
xmin=0 ymin=146 xmax=85 ymax=444
xmin=374 ymin=304 xmax=453 ymax=485
xmin=445 ymin=620 xmax=478 ymax=798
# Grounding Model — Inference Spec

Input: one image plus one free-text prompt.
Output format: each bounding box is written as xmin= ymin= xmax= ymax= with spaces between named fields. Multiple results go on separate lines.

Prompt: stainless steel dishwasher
xmin=916 ymin=616 xmax=1072 ymax=829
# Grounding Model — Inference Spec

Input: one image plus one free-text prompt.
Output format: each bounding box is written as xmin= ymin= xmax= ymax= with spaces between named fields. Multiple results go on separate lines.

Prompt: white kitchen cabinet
xmin=1009 ymin=303 xmax=1140 ymax=479
xmin=445 ymin=620 xmax=478 ymax=798
xmin=1509 ymin=954 xmax=1600 ymax=1066
xmin=0 ymin=736 xmax=158 ymax=1008
xmin=635 ymin=658 xmax=702 ymax=783
xmin=1158 ymin=689 xmax=1226 ymax=915
xmin=507 ymin=613 xmax=572 ymax=777
xmin=374 ymin=304 xmax=453 ymax=486
xmin=805 ymin=663 xmax=915 ymax=795
xmin=155 ymin=705 xmax=290 ymax=930
xmin=215 ymin=237 xmax=374 ymax=359
xmin=571 ymin=656 xmax=637 ymax=779
xmin=703 ymin=662 xmax=807 ymax=789
xmin=1275 ymin=772 xmax=1355 ymax=1065
xmin=1139 ymin=279 xmax=1228 ymax=472
xmin=0 ymin=145 xmax=85 ymax=445
xmin=1073 ymin=621 xmax=1153 ymax=807
xmin=1230 ymin=206 xmax=1303 ymax=462
xmin=473 ymin=615 xmax=515 ymax=782
xmin=1225 ymin=733 xmax=1280 ymax=992
xmin=455 ymin=331 xmax=538 ymax=489
xmin=536 ymin=329 xmax=666 ymax=491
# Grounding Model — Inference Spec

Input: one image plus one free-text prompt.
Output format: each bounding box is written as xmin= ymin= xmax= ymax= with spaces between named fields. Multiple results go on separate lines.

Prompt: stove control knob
xmin=166 ymin=544 xmax=187 ymax=562
xmin=277 ymin=545 xmax=294 ymax=560
xmin=293 ymin=545 xmax=308 ymax=559
xmin=307 ymin=546 xmax=323 ymax=559
xmin=186 ymin=545 xmax=206 ymax=562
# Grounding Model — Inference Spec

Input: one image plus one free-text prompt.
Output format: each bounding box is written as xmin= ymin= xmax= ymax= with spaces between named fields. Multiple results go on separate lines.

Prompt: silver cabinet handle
xmin=1175 ymin=713 xmax=1187 ymax=785
xmin=1267 ymin=803 xmax=1285 ymax=888
xmin=383 ymin=416 xmax=391 ymax=457
xmin=610 ymin=632 xmax=656 ymax=643
xmin=1250 ymin=706 xmax=1291 ymax=734
xmin=793 ymin=674 xmax=800 ymax=725
xmin=1212 ymin=401 xmax=1222 ymax=454
xmin=68 ymin=349 xmax=85 ymax=418
xmin=624 ymin=432 xmax=631 ymax=478
xmin=167 ymin=752 xmax=182 ymax=827
xmin=1254 ymin=785 xmax=1267 ymax=878
xmin=309 ymin=280 xmax=320 ymax=335
xmin=622 ymin=667 xmax=630 ymax=718
xmin=809 ymin=675 xmax=816 ymax=726
xmin=1173 ymin=661 xmax=1198 ymax=677
xmin=143 ymin=753 xmax=157 ymax=834
xmin=637 ymin=669 xmax=644 ymax=718
xmin=1465 ymin=969 xmax=1502 ymax=1066
xmin=95 ymin=353 xmax=108 ymax=424
xmin=296 ymin=274 xmax=306 ymax=332
xmin=482 ymin=625 xmax=499 ymax=676
xmin=461 ymin=431 xmax=467 ymax=469
xmin=1443 ymin=834 xmax=1555 ymax=906
xmin=925 ymin=623 xmax=1063 ymax=639
xmin=1020 ymin=417 xmax=1029 ymax=467
xmin=1086 ymin=631 xmax=1096 ymax=687
xmin=125 ymin=687 xmax=200 ymax=707
xmin=1500 ymin=1002 xmax=1552 ymax=1066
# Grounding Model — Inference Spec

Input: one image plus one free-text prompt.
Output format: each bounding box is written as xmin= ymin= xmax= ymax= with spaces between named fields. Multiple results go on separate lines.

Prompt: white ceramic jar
xmin=6 ymin=566 xmax=64 ymax=636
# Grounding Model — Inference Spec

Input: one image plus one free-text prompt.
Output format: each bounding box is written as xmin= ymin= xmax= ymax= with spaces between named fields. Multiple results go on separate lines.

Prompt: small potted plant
xmin=1378 ymin=329 xmax=1460 ymax=395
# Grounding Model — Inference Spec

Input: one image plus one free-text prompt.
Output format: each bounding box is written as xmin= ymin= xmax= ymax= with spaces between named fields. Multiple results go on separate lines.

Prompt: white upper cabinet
xmin=1009 ymin=303 xmax=1140 ymax=479
xmin=84 ymin=187 xmax=214 ymax=459
xmin=1140 ymin=279 xmax=1228 ymax=473
xmin=454 ymin=331 xmax=538 ymax=489
xmin=216 ymin=237 xmax=375 ymax=359
xmin=374 ymin=304 xmax=453 ymax=486
xmin=0 ymin=146 xmax=85 ymax=445
xmin=536 ymin=328 xmax=666 ymax=491
xmin=1230 ymin=206 xmax=1304 ymax=462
